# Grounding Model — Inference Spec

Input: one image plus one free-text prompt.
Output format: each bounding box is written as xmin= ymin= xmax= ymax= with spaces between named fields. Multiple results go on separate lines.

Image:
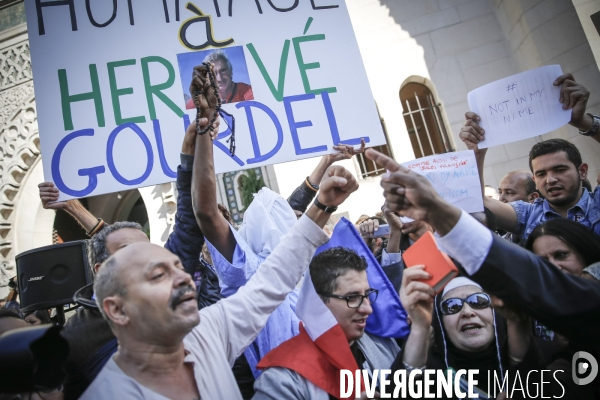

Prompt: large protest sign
xmin=402 ymin=150 xmax=484 ymax=213
xmin=467 ymin=65 xmax=571 ymax=149
xmin=25 ymin=1 xmax=385 ymax=200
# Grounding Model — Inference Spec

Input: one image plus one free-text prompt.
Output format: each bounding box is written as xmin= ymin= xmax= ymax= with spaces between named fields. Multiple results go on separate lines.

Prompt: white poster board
xmin=402 ymin=150 xmax=484 ymax=213
xmin=467 ymin=65 xmax=571 ymax=149
xmin=25 ymin=0 xmax=385 ymax=200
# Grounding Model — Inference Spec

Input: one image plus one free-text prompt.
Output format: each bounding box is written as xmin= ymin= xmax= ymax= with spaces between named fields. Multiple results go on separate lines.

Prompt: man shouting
xmin=80 ymin=165 xmax=358 ymax=399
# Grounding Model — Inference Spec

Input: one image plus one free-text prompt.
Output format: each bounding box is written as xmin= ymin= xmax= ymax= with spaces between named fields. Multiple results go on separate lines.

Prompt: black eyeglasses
xmin=317 ymin=288 xmax=379 ymax=308
xmin=440 ymin=293 xmax=491 ymax=315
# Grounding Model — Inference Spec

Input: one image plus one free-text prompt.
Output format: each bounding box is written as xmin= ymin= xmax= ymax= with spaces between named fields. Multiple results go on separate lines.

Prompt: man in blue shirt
xmin=459 ymin=73 xmax=600 ymax=241
xmin=508 ymin=139 xmax=599 ymax=240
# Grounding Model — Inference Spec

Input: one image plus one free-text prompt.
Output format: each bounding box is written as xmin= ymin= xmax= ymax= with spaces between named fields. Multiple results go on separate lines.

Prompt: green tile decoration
xmin=0 ymin=2 xmax=26 ymax=33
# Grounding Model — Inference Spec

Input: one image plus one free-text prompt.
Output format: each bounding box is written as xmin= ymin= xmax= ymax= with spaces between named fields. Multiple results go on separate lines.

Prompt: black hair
xmin=528 ymin=139 xmax=582 ymax=172
xmin=24 ymin=309 xmax=52 ymax=324
xmin=90 ymin=221 xmax=144 ymax=266
xmin=525 ymin=219 xmax=600 ymax=267
xmin=310 ymin=247 xmax=367 ymax=302
xmin=0 ymin=307 xmax=23 ymax=320
xmin=524 ymin=176 xmax=538 ymax=196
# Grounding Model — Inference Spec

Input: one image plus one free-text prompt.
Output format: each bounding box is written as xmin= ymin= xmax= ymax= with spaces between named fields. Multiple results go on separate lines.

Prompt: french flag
xmin=258 ymin=218 xmax=409 ymax=398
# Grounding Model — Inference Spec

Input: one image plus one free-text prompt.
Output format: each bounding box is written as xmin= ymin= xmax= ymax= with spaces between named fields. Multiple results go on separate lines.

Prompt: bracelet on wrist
xmin=86 ymin=218 xmax=105 ymax=237
xmin=305 ymin=177 xmax=319 ymax=192
xmin=579 ymin=113 xmax=600 ymax=137
xmin=313 ymin=198 xmax=337 ymax=213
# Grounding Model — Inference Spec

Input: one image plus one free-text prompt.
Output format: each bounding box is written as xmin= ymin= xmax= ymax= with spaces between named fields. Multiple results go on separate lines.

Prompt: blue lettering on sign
xmin=152 ymin=119 xmax=177 ymax=178
xmin=440 ymin=171 xmax=450 ymax=184
xmin=50 ymin=91 xmax=362 ymax=197
xmin=440 ymin=189 xmax=469 ymax=199
xmin=51 ymin=129 xmax=106 ymax=197
xmin=284 ymin=93 xmax=327 ymax=155
xmin=182 ymin=114 xmax=245 ymax=166
xmin=321 ymin=91 xmax=369 ymax=146
xmin=453 ymin=166 xmax=478 ymax=179
xmin=236 ymin=101 xmax=284 ymax=164
xmin=106 ymin=123 xmax=154 ymax=185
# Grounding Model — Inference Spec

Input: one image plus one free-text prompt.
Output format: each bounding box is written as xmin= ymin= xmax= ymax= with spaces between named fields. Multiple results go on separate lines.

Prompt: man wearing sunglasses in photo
xmin=393 ymin=275 xmax=542 ymax=398
xmin=253 ymin=247 xmax=400 ymax=399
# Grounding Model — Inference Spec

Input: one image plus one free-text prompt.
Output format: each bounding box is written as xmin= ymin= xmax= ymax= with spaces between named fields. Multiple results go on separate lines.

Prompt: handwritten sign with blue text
xmin=467 ymin=65 xmax=571 ymax=149
xmin=25 ymin=0 xmax=385 ymax=200
xmin=402 ymin=150 xmax=484 ymax=213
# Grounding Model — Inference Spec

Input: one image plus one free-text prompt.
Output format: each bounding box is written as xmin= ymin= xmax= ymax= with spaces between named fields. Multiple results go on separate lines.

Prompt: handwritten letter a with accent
xmin=467 ymin=65 xmax=571 ymax=149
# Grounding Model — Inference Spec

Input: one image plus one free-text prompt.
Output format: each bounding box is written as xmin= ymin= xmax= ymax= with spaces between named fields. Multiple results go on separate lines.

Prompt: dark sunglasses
xmin=440 ymin=293 xmax=491 ymax=315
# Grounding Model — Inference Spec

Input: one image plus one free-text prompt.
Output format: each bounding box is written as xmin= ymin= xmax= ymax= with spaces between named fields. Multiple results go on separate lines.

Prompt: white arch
xmin=12 ymin=157 xmax=55 ymax=257
xmin=138 ymin=183 xmax=177 ymax=245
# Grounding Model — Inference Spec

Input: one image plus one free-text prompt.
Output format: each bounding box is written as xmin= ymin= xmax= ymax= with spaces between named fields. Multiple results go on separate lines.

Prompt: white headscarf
xmin=442 ymin=276 xmax=482 ymax=298
xmin=237 ymin=187 xmax=298 ymax=259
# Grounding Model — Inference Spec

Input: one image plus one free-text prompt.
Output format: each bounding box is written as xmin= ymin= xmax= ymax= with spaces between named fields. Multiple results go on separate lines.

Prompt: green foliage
xmin=239 ymin=169 xmax=265 ymax=211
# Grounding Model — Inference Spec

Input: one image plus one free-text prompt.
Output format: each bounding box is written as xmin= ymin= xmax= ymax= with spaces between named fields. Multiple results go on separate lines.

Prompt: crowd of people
xmin=0 ymin=67 xmax=599 ymax=400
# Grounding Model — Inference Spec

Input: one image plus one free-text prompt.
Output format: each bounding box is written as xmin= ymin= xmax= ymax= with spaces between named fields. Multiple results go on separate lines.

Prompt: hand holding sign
xmin=554 ymin=73 xmax=592 ymax=130
xmin=459 ymin=112 xmax=486 ymax=155
xmin=459 ymin=71 xmax=594 ymax=151
xmin=328 ymin=139 xmax=367 ymax=163
xmin=467 ymin=65 xmax=572 ymax=149
xmin=399 ymin=265 xmax=435 ymax=331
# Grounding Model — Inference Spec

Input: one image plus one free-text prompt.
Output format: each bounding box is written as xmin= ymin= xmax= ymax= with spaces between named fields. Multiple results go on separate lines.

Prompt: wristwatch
xmin=313 ymin=198 xmax=338 ymax=213
xmin=579 ymin=113 xmax=600 ymax=137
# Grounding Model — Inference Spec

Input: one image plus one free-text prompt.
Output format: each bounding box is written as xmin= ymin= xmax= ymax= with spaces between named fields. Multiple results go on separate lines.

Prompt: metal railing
xmin=357 ymin=144 xmax=389 ymax=177
xmin=403 ymin=92 xmax=453 ymax=157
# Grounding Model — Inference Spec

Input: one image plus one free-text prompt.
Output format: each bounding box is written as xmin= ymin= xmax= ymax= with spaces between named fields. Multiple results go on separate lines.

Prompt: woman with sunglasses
xmin=391 ymin=270 xmax=541 ymax=398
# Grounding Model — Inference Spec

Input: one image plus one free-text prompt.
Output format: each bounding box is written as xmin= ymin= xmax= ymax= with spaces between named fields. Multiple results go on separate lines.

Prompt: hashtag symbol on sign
xmin=506 ymin=83 xmax=517 ymax=92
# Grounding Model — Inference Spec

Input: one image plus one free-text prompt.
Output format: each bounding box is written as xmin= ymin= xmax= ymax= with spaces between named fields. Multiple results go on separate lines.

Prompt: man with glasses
xmin=253 ymin=247 xmax=400 ymax=399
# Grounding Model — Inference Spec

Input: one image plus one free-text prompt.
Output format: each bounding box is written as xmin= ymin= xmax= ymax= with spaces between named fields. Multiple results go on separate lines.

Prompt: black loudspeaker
xmin=16 ymin=241 xmax=91 ymax=313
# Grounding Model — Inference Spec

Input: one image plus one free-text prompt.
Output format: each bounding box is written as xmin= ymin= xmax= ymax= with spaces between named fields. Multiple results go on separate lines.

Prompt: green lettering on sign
xmin=141 ymin=56 xmax=184 ymax=120
xmin=59 ymin=64 xmax=105 ymax=130
xmin=108 ymin=59 xmax=146 ymax=125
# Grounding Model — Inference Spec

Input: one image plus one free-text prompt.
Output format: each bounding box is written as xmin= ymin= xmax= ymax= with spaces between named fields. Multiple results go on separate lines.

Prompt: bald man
xmin=80 ymin=165 xmax=358 ymax=400
xmin=497 ymin=170 xmax=539 ymax=204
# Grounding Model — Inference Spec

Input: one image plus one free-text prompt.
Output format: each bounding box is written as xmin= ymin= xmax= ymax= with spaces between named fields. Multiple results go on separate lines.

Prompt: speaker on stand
xmin=16 ymin=241 xmax=92 ymax=326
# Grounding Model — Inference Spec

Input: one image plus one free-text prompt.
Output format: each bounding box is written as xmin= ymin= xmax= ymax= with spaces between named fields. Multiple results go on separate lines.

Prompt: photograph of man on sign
xmin=178 ymin=46 xmax=254 ymax=108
